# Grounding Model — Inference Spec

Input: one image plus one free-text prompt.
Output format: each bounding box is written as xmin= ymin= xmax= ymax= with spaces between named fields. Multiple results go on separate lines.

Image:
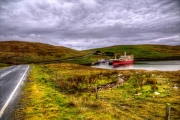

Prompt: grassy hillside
xmin=86 ymin=45 xmax=180 ymax=60
xmin=1 ymin=42 xmax=179 ymax=65
xmin=0 ymin=41 xmax=87 ymax=64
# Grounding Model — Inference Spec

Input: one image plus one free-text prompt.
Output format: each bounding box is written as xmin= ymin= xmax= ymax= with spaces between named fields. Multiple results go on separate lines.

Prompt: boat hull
xmin=112 ymin=60 xmax=134 ymax=66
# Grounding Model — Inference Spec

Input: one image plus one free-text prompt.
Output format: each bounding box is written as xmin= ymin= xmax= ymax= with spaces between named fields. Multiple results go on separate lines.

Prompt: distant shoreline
xmin=135 ymin=57 xmax=180 ymax=61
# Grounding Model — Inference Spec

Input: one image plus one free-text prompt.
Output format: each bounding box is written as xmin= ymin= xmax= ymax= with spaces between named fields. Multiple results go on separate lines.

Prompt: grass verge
xmin=0 ymin=63 xmax=8 ymax=69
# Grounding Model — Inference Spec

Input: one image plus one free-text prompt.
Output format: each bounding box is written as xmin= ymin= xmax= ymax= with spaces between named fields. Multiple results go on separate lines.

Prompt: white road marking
xmin=0 ymin=71 xmax=12 ymax=77
xmin=0 ymin=66 xmax=20 ymax=78
xmin=0 ymin=65 xmax=29 ymax=118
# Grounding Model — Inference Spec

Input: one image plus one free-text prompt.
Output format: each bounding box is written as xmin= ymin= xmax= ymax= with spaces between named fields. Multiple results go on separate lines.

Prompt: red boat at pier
xmin=111 ymin=52 xmax=134 ymax=66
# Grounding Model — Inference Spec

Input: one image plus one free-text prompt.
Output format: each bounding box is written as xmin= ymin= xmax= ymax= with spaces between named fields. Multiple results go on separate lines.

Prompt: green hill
xmin=0 ymin=41 xmax=87 ymax=64
xmin=86 ymin=45 xmax=180 ymax=60
xmin=1 ymin=42 xmax=179 ymax=65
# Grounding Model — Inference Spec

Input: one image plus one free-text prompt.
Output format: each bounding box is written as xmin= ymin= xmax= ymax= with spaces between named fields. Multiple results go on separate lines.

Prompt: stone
xmin=154 ymin=92 xmax=160 ymax=95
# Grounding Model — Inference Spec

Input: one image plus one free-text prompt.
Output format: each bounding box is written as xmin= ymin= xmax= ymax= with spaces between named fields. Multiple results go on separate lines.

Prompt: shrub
xmin=151 ymin=84 xmax=158 ymax=91
xmin=147 ymin=78 xmax=157 ymax=84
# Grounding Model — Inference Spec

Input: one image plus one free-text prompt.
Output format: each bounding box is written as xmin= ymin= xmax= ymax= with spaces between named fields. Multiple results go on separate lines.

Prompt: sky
xmin=0 ymin=0 xmax=180 ymax=50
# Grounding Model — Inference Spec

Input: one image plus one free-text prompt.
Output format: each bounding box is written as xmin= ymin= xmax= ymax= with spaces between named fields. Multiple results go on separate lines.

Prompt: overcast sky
xmin=0 ymin=0 xmax=180 ymax=50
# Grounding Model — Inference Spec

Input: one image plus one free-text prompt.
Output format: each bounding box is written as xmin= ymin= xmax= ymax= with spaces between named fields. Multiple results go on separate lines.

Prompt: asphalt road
xmin=0 ymin=65 xmax=29 ymax=119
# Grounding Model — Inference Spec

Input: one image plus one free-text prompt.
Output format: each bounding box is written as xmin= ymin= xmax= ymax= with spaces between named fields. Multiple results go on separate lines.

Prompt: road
xmin=0 ymin=65 xmax=29 ymax=119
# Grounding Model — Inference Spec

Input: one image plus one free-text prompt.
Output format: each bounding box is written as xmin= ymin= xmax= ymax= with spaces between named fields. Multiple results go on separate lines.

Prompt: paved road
xmin=0 ymin=65 xmax=29 ymax=119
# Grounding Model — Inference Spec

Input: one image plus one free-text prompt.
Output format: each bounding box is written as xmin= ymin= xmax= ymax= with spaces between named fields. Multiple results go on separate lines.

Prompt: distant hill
xmin=85 ymin=44 xmax=180 ymax=60
xmin=0 ymin=41 xmax=87 ymax=64
xmin=1 ymin=42 xmax=179 ymax=65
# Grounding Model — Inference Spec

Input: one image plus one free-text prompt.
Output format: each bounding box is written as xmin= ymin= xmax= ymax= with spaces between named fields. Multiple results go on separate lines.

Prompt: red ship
xmin=111 ymin=52 xmax=134 ymax=66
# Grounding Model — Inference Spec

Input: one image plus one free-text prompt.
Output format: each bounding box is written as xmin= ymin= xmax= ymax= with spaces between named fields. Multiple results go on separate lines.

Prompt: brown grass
xmin=0 ymin=41 xmax=87 ymax=64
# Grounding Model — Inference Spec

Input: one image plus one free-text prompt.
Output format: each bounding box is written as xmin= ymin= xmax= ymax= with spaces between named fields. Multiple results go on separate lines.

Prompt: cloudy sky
xmin=0 ymin=0 xmax=180 ymax=50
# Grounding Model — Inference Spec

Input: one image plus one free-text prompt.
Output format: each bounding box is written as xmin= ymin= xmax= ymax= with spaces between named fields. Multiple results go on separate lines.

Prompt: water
xmin=92 ymin=60 xmax=180 ymax=71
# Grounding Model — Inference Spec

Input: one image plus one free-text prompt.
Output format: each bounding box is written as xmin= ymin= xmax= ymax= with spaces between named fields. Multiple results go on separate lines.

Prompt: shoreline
xmin=135 ymin=57 xmax=180 ymax=61
xmin=92 ymin=60 xmax=180 ymax=71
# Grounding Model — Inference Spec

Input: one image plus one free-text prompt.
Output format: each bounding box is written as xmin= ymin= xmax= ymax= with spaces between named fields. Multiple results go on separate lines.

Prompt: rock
xmin=154 ymin=92 xmax=160 ymax=95
xmin=118 ymin=74 xmax=122 ymax=77
xmin=173 ymin=84 xmax=178 ymax=89
xmin=117 ymin=78 xmax=124 ymax=84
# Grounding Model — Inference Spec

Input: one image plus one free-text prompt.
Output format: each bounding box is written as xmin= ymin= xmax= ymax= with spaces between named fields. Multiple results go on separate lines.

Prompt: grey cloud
xmin=0 ymin=0 xmax=180 ymax=50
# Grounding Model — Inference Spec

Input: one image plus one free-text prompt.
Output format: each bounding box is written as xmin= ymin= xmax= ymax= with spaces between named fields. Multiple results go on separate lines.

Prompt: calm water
xmin=92 ymin=60 xmax=180 ymax=71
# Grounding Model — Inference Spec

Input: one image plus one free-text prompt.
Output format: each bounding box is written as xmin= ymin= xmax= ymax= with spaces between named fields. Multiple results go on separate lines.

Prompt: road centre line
xmin=0 ymin=65 xmax=29 ymax=118
xmin=0 ymin=66 xmax=20 ymax=77
xmin=0 ymin=71 xmax=12 ymax=77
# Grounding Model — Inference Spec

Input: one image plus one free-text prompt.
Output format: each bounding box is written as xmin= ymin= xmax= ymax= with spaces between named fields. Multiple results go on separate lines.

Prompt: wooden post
xmin=95 ymin=86 xmax=99 ymax=99
xmin=165 ymin=103 xmax=171 ymax=120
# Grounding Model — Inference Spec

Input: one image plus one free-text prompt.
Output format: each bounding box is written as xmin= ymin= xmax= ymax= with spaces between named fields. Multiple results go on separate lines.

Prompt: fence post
xmin=95 ymin=86 xmax=99 ymax=99
xmin=165 ymin=103 xmax=171 ymax=120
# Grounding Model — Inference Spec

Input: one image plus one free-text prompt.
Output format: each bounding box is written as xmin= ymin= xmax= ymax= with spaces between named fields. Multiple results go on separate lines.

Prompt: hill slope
xmin=86 ymin=45 xmax=180 ymax=60
xmin=0 ymin=41 xmax=86 ymax=64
